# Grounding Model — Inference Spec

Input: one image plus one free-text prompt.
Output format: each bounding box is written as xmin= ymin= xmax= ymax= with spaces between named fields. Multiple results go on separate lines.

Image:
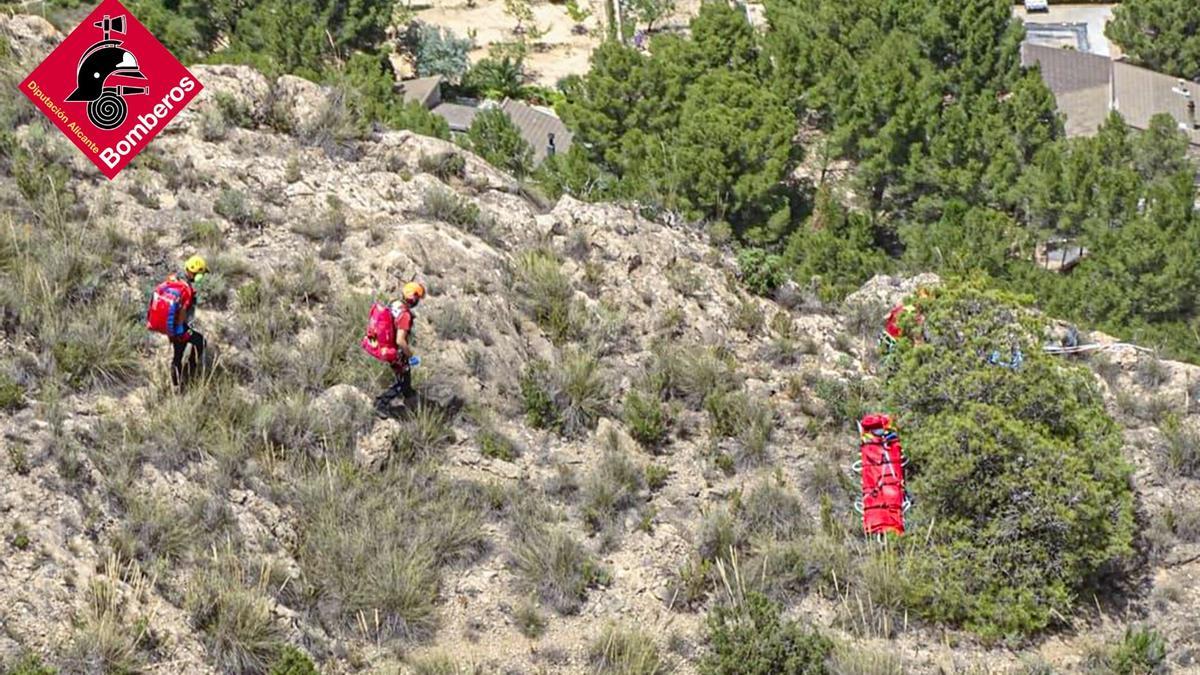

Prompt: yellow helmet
xmin=185 ymin=255 xmax=209 ymax=276
xmin=403 ymin=281 xmax=426 ymax=303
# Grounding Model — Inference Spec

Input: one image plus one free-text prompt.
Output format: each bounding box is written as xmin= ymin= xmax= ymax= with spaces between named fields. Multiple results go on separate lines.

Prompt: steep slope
xmin=2 ymin=14 xmax=1199 ymax=674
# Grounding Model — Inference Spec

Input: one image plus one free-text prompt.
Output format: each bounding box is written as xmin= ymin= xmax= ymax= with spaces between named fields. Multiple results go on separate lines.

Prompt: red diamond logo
xmin=18 ymin=0 xmax=203 ymax=180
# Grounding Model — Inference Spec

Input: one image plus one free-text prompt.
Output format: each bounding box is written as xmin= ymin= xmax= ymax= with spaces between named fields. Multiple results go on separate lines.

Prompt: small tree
xmin=700 ymin=592 xmax=832 ymax=674
xmin=468 ymin=108 xmax=534 ymax=178
xmin=625 ymin=0 xmax=675 ymax=32
xmin=1106 ymin=0 xmax=1200 ymax=80
xmin=404 ymin=21 xmax=472 ymax=80
xmin=461 ymin=56 xmax=526 ymax=100
xmin=566 ymin=0 xmax=592 ymax=34
xmin=885 ymin=281 xmax=1136 ymax=640
xmin=504 ymin=0 xmax=546 ymax=39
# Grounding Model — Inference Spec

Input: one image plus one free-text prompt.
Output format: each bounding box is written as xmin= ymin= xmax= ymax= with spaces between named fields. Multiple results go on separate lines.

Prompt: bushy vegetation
xmin=1088 ymin=626 xmax=1168 ymax=675
xmin=591 ymin=623 xmax=670 ymax=675
xmin=294 ymin=463 xmax=483 ymax=640
xmin=511 ymin=525 xmax=608 ymax=615
xmin=467 ymin=108 xmax=534 ymax=179
xmin=884 ymin=282 xmax=1136 ymax=640
xmin=1106 ymin=0 xmax=1200 ymax=80
xmin=268 ymin=646 xmax=320 ymax=675
xmin=403 ymin=21 xmax=472 ymax=80
xmin=520 ymin=350 xmax=609 ymax=438
xmin=700 ymin=591 xmax=833 ymax=675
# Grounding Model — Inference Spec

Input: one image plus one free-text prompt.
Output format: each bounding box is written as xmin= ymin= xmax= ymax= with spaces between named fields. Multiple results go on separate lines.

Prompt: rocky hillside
xmin=2 ymin=14 xmax=1199 ymax=675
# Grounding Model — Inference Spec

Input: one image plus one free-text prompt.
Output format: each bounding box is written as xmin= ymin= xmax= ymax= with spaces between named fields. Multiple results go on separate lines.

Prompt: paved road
xmin=1013 ymin=4 xmax=1119 ymax=57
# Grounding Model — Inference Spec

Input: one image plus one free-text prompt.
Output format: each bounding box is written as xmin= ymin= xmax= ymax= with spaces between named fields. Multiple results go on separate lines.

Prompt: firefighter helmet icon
xmin=64 ymin=14 xmax=147 ymax=130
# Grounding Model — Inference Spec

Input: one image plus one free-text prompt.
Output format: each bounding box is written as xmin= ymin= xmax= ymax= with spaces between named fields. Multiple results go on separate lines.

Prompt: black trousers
xmin=171 ymin=330 xmax=205 ymax=386
xmin=375 ymin=363 xmax=414 ymax=411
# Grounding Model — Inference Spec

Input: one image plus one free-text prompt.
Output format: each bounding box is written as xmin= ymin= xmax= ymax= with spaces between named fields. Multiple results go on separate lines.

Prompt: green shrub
xmin=1090 ymin=626 xmax=1167 ymax=675
xmin=696 ymin=507 xmax=745 ymax=566
xmin=404 ymin=21 xmax=471 ymax=78
xmin=433 ymin=304 xmax=483 ymax=342
xmin=700 ymin=592 xmax=833 ymax=675
xmin=185 ymin=220 xmax=225 ymax=248
xmin=514 ymin=600 xmax=548 ymax=639
xmin=511 ymin=526 xmax=607 ymax=615
xmin=511 ymin=249 xmax=585 ymax=344
xmin=186 ymin=562 xmax=285 ymax=673
xmin=581 ymin=450 xmax=645 ymax=534
xmin=739 ymin=482 xmax=808 ymax=542
xmin=392 ymin=403 xmax=455 ymax=463
xmin=420 ymin=188 xmax=491 ymax=237
xmin=269 ymin=646 xmax=319 ymax=675
xmin=479 ymin=427 xmax=520 ymax=462
xmin=66 ymin=578 xmax=150 ymax=674
xmin=419 ymin=151 xmax=467 ymax=180
xmin=520 ymin=360 xmax=559 ymax=430
xmin=214 ymin=188 xmax=266 ymax=228
xmin=590 ymin=623 xmax=669 ymax=675
xmin=112 ymin=492 xmax=198 ymax=568
xmin=49 ymin=298 xmax=142 ymax=388
xmin=467 ymin=107 xmax=533 ymax=178
xmin=704 ymin=391 xmax=773 ymax=466
xmin=1161 ymin=415 xmax=1200 ymax=478
xmin=4 ymin=652 xmax=57 ymax=675
xmin=886 ymin=282 xmax=1135 ymax=640
xmin=736 ymin=248 xmax=788 ymax=297
xmin=520 ymin=352 xmax=608 ymax=438
xmin=460 ymin=55 xmax=524 ymax=99
xmin=811 ymin=375 xmax=879 ymax=428
xmin=555 ymin=350 xmax=608 ymax=437
xmin=624 ymin=389 xmax=668 ymax=449
xmin=0 ymin=372 xmax=25 ymax=411
xmin=291 ymin=196 xmax=347 ymax=244
xmin=295 ymin=465 xmax=483 ymax=640
xmin=1135 ymin=356 xmax=1169 ymax=388
xmin=645 ymin=464 xmax=669 ymax=491
xmin=645 ymin=345 xmax=738 ymax=410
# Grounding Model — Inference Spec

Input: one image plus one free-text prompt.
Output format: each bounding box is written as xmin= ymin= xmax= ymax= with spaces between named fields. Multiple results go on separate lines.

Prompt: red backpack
xmin=361 ymin=302 xmax=399 ymax=363
xmin=146 ymin=278 xmax=193 ymax=340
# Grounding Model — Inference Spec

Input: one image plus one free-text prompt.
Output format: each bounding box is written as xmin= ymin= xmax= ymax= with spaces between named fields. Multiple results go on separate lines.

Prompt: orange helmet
xmin=403 ymin=281 xmax=426 ymax=304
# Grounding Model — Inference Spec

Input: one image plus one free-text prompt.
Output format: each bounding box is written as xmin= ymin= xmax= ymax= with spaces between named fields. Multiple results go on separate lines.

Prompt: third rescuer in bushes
xmin=373 ymin=281 xmax=425 ymax=416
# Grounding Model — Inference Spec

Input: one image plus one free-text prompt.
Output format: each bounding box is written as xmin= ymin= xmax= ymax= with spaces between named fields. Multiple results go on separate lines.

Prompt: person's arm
xmin=396 ymin=328 xmax=412 ymax=360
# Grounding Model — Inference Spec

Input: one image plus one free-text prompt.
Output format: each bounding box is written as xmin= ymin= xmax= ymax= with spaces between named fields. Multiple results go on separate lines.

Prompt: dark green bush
xmin=510 ymin=250 xmax=586 ymax=344
xmin=268 ymin=646 xmax=320 ymax=675
xmin=590 ymin=623 xmax=669 ymax=674
xmin=467 ymin=108 xmax=534 ymax=178
xmin=886 ymin=281 xmax=1135 ymax=640
xmin=4 ymin=652 xmax=57 ymax=675
xmin=520 ymin=360 xmax=559 ymax=431
xmin=511 ymin=526 xmax=608 ymax=615
xmin=1090 ymin=626 xmax=1167 ymax=675
xmin=700 ymin=592 xmax=832 ymax=675
xmin=479 ymin=428 xmax=520 ymax=462
xmin=736 ymin=248 xmax=787 ymax=297
xmin=418 ymin=151 xmax=466 ymax=180
xmin=0 ymin=372 xmax=25 ymax=411
xmin=623 ymin=389 xmax=668 ymax=449
xmin=214 ymin=188 xmax=265 ymax=228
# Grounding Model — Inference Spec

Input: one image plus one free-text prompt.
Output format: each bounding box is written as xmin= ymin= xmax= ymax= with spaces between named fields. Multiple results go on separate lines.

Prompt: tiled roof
xmin=1112 ymin=62 xmax=1200 ymax=146
xmin=499 ymin=99 xmax=574 ymax=164
xmin=431 ymin=102 xmax=479 ymax=132
xmin=1021 ymin=43 xmax=1200 ymax=144
xmin=398 ymin=75 xmax=442 ymax=108
xmin=1021 ymin=43 xmax=1110 ymax=94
